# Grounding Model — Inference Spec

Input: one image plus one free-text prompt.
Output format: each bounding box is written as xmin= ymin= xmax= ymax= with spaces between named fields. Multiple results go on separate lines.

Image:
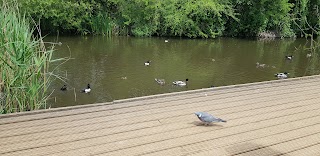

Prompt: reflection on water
xmin=47 ymin=36 xmax=320 ymax=108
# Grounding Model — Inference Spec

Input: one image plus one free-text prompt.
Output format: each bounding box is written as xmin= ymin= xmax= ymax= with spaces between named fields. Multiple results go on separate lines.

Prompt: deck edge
xmin=0 ymin=75 xmax=319 ymax=118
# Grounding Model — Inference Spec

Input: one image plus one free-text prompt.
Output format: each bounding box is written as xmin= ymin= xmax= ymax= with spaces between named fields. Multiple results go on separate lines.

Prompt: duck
xmin=144 ymin=61 xmax=151 ymax=66
xmin=81 ymin=84 xmax=91 ymax=93
xmin=307 ymin=53 xmax=312 ymax=58
xmin=60 ymin=85 xmax=67 ymax=91
xmin=256 ymin=62 xmax=266 ymax=68
xmin=275 ymin=72 xmax=289 ymax=79
xmin=155 ymin=78 xmax=165 ymax=85
xmin=165 ymin=39 xmax=169 ymax=43
xmin=285 ymin=55 xmax=294 ymax=60
xmin=173 ymin=79 xmax=188 ymax=86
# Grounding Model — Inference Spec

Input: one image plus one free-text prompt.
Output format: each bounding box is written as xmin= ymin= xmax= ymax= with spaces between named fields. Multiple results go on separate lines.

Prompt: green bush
xmin=115 ymin=0 xmax=237 ymax=38
xmin=20 ymin=0 xmax=94 ymax=34
xmin=16 ymin=0 xmax=320 ymax=38
xmin=226 ymin=0 xmax=294 ymax=37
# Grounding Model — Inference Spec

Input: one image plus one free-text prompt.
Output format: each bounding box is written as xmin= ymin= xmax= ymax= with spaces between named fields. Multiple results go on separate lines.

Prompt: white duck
xmin=275 ymin=72 xmax=289 ymax=79
xmin=173 ymin=79 xmax=188 ymax=86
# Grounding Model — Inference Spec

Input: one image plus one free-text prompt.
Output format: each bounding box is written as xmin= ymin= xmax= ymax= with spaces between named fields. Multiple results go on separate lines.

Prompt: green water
xmin=48 ymin=36 xmax=320 ymax=108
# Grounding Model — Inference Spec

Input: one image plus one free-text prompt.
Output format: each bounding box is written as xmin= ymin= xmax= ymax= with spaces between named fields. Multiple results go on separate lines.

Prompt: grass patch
xmin=0 ymin=0 xmax=60 ymax=114
xmin=91 ymin=12 xmax=113 ymax=36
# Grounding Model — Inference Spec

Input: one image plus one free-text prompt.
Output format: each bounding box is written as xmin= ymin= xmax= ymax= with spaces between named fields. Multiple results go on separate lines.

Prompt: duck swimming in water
xmin=256 ymin=62 xmax=266 ymax=68
xmin=144 ymin=61 xmax=151 ymax=66
xmin=173 ymin=79 xmax=188 ymax=86
xmin=155 ymin=78 xmax=165 ymax=85
xmin=81 ymin=84 xmax=91 ymax=93
xmin=307 ymin=53 xmax=312 ymax=58
xmin=275 ymin=72 xmax=289 ymax=79
xmin=60 ymin=85 xmax=67 ymax=91
xmin=285 ymin=55 xmax=294 ymax=60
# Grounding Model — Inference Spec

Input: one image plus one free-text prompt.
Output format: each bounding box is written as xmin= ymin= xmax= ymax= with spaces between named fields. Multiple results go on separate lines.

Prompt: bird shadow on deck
xmin=190 ymin=121 xmax=225 ymax=127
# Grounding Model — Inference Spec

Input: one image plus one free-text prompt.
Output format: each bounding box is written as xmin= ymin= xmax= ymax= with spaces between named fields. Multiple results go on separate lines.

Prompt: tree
xmin=227 ymin=0 xmax=293 ymax=37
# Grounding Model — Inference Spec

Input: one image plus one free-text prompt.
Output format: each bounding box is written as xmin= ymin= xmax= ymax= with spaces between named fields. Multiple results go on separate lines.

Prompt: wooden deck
xmin=1 ymin=75 xmax=320 ymax=156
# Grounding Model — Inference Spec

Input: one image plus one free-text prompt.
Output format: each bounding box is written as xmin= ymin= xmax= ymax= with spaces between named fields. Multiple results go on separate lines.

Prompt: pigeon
xmin=194 ymin=112 xmax=226 ymax=125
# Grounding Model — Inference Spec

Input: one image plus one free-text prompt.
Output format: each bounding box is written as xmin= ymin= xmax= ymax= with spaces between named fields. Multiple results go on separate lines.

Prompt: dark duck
xmin=60 ymin=85 xmax=67 ymax=91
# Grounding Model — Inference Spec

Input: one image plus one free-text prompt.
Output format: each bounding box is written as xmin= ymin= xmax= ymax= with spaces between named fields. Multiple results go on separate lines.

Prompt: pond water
xmin=47 ymin=36 xmax=320 ymax=108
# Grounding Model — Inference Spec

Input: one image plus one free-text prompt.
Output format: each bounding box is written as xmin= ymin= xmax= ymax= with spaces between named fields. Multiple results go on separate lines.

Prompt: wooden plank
xmin=1 ymin=88 xmax=319 ymax=147
xmin=4 ymin=105 xmax=318 ymax=156
xmin=287 ymin=143 xmax=320 ymax=156
xmin=0 ymin=75 xmax=318 ymax=124
xmin=191 ymin=124 xmax=320 ymax=156
xmin=0 ymin=75 xmax=319 ymax=156
xmin=1 ymin=78 xmax=319 ymax=132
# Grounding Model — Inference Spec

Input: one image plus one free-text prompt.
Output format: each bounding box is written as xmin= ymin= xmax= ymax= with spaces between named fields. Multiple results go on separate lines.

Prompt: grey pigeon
xmin=194 ymin=112 xmax=226 ymax=125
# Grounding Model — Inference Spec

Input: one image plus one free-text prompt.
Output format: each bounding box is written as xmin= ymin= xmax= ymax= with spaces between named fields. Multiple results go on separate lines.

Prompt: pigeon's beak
xmin=195 ymin=112 xmax=201 ymax=117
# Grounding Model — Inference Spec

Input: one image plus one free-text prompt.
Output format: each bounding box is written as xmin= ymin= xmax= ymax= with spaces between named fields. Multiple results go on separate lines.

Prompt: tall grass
xmin=91 ymin=13 xmax=113 ymax=36
xmin=0 ymin=0 xmax=55 ymax=114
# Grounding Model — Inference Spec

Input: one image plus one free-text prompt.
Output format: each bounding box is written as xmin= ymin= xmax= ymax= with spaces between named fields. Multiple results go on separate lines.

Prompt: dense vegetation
xmin=0 ymin=0 xmax=58 ymax=113
xmin=18 ymin=0 xmax=320 ymax=38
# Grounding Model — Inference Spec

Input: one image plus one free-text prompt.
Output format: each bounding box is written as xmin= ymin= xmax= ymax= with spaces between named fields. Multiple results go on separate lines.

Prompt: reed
xmin=91 ymin=12 xmax=113 ymax=36
xmin=0 ymin=0 xmax=55 ymax=113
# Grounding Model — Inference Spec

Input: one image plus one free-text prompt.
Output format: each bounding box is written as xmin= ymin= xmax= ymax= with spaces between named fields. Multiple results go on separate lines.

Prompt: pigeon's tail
xmin=219 ymin=119 xmax=227 ymax=122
